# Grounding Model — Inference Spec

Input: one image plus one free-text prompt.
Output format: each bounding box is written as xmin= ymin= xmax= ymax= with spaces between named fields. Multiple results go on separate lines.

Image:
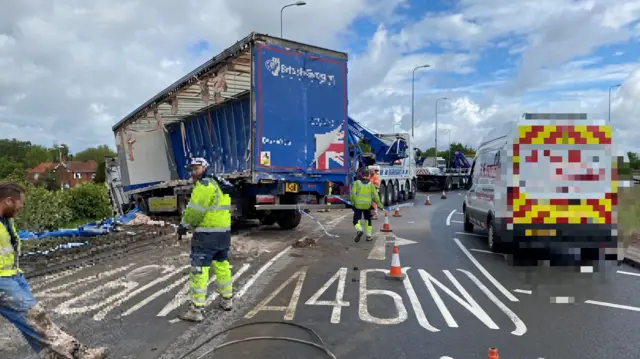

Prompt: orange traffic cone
xmin=441 ymin=190 xmax=447 ymax=199
xmin=487 ymin=348 xmax=499 ymax=359
xmin=393 ymin=207 xmax=402 ymax=217
xmin=425 ymin=195 xmax=431 ymax=205
xmin=380 ymin=212 xmax=393 ymax=233
xmin=385 ymin=245 xmax=406 ymax=280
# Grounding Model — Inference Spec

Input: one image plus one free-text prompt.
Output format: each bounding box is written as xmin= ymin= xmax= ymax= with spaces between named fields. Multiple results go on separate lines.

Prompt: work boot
xmin=75 ymin=345 xmax=110 ymax=359
xmin=354 ymin=231 xmax=363 ymax=243
xmin=220 ymin=296 xmax=233 ymax=311
xmin=365 ymin=235 xmax=373 ymax=241
xmin=178 ymin=303 xmax=205 ymax=322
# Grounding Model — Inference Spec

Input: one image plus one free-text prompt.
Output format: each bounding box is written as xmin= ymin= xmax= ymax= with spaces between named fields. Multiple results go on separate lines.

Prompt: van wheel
xmin=463 ymin=209 xmax=473 ymax=232
xmin=487 ymin=218 xmax=502 ymax=253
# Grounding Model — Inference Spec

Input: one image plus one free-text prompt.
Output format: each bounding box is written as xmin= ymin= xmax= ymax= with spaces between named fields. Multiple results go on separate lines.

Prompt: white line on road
xmin=367 ymin=236 xmax=387 ymax=260
xmin=455 ymin=211 xmax=463 ymax=216
xmin=551 ymin=296 xmax=575 ymax=304
xmin=236 ymin=246 xmax=292 ymax=298
xmin=617 ymin=270 xmax=640 ymax=277
xmin=455 ymin=232 xmax=487 ymax=238
xmin=585 ymin=300 xmax=640 ymax=312
xmin=451 ymin=220 xmax=464 ymax=224
xmin=453 ymin=238 xmax=519 ymax=302
xmin=121 ymin=275 xmax=189 ymax=317
xmin=513 ymin=289 xmax=532 ymax=295
xmin=469 ymin=249 xmax=500 ymax=255
xmin=446 ymin=210 xmax=456 ymax=226
xmin=401 ymin=267 xmax=439 ymax=332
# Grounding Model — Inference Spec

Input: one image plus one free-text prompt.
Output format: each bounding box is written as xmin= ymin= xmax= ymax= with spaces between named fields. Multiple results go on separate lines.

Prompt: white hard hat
xmin=190 ymin=157 xmax=209 ymax=167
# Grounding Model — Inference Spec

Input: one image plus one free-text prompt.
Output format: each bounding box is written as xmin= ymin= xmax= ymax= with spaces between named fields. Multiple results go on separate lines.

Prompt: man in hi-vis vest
xmin=177 ymin=158 xmax=233 ymax=322
xmin=0 ymin=181 xmax=109 ymax=358
xmin=349 ymin=170 xmax=385 ymax=242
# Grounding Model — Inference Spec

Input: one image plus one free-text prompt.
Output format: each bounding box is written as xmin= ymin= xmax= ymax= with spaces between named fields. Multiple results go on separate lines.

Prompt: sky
xmin=1 ymin=0 xmax=639 ymax=156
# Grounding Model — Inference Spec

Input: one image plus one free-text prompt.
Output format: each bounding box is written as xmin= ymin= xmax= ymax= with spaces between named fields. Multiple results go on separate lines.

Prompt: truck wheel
xmin=379 ymin=185 xmax=386 ymax=207
xmin=276 ymin=210 xmax=302 ymax=230
xmin=445 ymin=177 xmax=453 ymax=191
xmin=391 ymin=182 xmax=398 ymax=203
xmin=260 ymin=213 xmax=277 ymax=226
xmin=408 ymin=179 xmax=416 ymax=199
xmin=384 ymin=183 xmax=392 ymax=206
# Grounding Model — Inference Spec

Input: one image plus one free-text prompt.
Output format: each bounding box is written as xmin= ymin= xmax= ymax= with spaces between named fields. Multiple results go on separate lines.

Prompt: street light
xmin=280 ymin=1 xmax=307 ymax=38
xmin=608 ymin=84 xmax=621 ymax=123
xmin=411 ymin=64 xmax=430 ymax=138
xmin=435 ymin=97 xmax=448 ymax=169
xmin=441 ymin=128 xmax=451 ymax=169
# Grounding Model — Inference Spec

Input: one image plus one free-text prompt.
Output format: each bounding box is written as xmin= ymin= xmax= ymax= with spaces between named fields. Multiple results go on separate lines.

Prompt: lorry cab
xmin=463 ymin=113 xmax=618 ymax=263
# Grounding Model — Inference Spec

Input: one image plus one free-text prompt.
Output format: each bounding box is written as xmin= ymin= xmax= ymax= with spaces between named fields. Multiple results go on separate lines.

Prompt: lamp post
xmin=434 ymin=97 xmax=448 ymax=169
xmin=608 ymin=84 xmax=621 ymax=123
xmin=441 ymin=129 xmax=451 ymax=169
xmin=280 ymin=1 xmax=307 ymax=38
xmin=411 ymin=64 xmax=430 ymax=138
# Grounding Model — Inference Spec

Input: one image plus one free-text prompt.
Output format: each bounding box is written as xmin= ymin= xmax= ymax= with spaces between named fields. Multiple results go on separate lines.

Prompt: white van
xmin=462 ymin=113 xmax=619 ymax=262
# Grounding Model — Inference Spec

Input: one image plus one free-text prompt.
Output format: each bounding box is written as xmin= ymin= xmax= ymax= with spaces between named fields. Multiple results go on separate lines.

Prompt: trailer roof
xmin=112 ymin=32 xmax=348 ymax=133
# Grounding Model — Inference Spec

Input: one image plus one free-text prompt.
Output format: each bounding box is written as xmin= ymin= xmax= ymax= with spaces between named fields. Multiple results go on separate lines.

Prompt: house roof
xmin=28 ymin=161 xmax=98 ymax=173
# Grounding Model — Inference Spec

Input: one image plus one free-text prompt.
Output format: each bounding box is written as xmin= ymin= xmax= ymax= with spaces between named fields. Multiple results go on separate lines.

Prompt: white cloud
xmin=0 ymin=0 xmax=639 ymax=161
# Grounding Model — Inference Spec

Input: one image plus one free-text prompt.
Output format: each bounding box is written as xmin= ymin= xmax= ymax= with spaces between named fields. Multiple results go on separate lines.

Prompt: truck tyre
xmin=384 ymin=183 xmax=392 ymax=207
xmin=445 ymin=177 xmax=452 ymax=191
xmin=379 ymin=185 xmax=386 ymax=207
xmin=408 ymin=179 xmax=416 ymax=199
xmin=276 ymin=210 xmax=302 ymax=230
xmin=260 ymin=213 xmax=277 ymax=226
xmin=390 ymin=182 xmax=398 ymax=203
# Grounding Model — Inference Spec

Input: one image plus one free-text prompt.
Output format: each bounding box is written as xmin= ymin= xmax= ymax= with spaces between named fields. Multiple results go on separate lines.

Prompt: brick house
xmin=27 ymin=160 xmax=98 ymax=188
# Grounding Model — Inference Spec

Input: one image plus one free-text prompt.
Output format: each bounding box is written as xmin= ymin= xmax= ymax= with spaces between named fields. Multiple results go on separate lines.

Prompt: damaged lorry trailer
xmin=109 ymin=32 xmax=350 ymax=230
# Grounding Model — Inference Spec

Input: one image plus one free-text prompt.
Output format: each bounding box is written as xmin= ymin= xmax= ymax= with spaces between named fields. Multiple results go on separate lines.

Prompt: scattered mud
xmin=292 ymin=237 xmax=317 ymax=248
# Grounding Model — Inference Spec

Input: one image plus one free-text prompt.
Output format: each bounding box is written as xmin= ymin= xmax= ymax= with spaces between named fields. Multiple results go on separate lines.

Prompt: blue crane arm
xmin=451 ymin=151 xmax=471 ymax=169
xmin=347 ymin=117 xmax=409 ymax=164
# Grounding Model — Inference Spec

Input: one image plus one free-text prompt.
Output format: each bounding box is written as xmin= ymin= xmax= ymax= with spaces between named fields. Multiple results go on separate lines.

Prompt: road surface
xmin=3 ymin=193 xmax=640 ymax=359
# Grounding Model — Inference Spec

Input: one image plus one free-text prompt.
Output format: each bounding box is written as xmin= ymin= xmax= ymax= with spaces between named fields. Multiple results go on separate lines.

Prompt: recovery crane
xmin=415 ymin=150 xmax=471 ymax=191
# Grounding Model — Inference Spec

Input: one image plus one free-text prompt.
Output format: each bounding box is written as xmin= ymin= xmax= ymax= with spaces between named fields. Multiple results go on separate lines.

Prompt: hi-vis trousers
xmin=189 ymin=232 xmax=233 ymax=307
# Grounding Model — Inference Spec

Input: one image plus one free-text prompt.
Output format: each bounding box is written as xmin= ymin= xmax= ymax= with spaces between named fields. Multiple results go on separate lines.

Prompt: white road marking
xmin=122 ymin=276 xmax=189 ymax=317
xmin=469 ymin=249 xmax=500 ymax=255
xmin=204 ymin=263 xmax=250 ymax=307
xmin=305 ymin=267 xmax=350 ymax=324
xmin=580 ymin=266 xmax=593 ymax=273
xmin=457 ymin=269 xmax=527 ymax=336
xmin=407 ymin=221 xmax=415 ymax=224
xmin=418 ymin=269 xmax=499 ymax=330
xmin=36 ymin=264 xmax=135 ymax=301
xmin=236 ymin=246 xmax=291 ymax=298
xmin=585 ymin=300 xmax=640 ymax=312
xmin=455 ymin=211 xmax=463 ymax=216
xmin=30 ymin=266 xmax=88 ymax=290
xmin=455 ymin=232 xmax=487 ymax=238
xmin=453 ymin=238 xmax=519 ymax=302
xmin=513 ymin=289 xmax=532 ymax=295
xmin=244 ymin=267 xmax=307 ymax=321
xmin=451 ymin=220 xmax=464 ymax=224
xmin=617 ymin=270 xmax=640 ymax=277
xmin=446 ymin=209 xmax=456 ymax=226
xmin=401 ymin=267 xmax=439 ymax=332
xmin=93 ymin=265 xmax=189 ymax=321
xmin=367 ymin=236 xmax=387 ymax=260
xmin=391 ymin=236 xmax=417 ymax=246
xmin=359 ymin=269 xmax=408 ymax=325
xmin=551 ymin=296 xmax=575 ymax=304
xmin=157 ymin=272 xmax=218 ymax=317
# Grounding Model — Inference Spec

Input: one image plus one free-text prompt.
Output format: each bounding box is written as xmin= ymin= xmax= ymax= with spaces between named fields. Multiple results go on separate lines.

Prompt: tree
xmin=94 ymin=161 xmax=106 ymax=183
xmin=357 ymin=140 xmax=372 ymax=154
xmin=74 ymin=145 xmax=116 ymax=163
xmin=627 ymin=152 xmax=640 ymax=170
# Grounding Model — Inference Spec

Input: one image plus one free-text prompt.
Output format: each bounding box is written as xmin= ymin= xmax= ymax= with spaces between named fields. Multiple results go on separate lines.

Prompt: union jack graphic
xmin=315 ymin=129 xmax=345 ymax=170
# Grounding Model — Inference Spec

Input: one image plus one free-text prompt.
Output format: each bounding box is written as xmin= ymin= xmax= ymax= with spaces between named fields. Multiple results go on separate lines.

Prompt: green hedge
xmin=15 ymin=182 xmax=111 ymax=232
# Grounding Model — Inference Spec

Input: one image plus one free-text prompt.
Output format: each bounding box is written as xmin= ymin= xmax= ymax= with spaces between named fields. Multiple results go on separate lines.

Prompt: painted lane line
xmin=122 ymin=276 xmax=189 ymax=317
xmin=367 ymin=236 xmax=386 ymax=260
xmin=585 ymin=300 xmax=640 ymax=312
xmin=580 ymin=266 xmax=593 ymax=273
xmin=451 ymin=220 xmax=464 ymax=224
xmin=551 ymin=296 xmax=575 ymax=304
xmin=94 ymin=265 xmax=189 ymax=321
xmin=469 ymin=249 xmax=500 ymax=255
xmin=513 ymin=289 xmax=532 ymax=295
xmin=617 ymin=270 xmax=640 ymax=277
xmin=446 ymin=210 xmax=456 ymax=226
xmin=455 ymin=232 xmax=487 ymax=238
xmin=30 ymin=266 xmax=89 ymax=290
xmin=453 ymin=238 xmax=519 ymax=302
xmin=236 ymin=246 xmax=292 ymax=298
xmin=455 ymin=211 xmax=463 ymax=216
xmin=36 ymin=264 xmax=136 ymax=300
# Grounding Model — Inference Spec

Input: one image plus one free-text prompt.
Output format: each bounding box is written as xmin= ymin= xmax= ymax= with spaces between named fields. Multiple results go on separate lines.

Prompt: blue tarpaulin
xmin=18 ymin=207 xmax=142 ymax=241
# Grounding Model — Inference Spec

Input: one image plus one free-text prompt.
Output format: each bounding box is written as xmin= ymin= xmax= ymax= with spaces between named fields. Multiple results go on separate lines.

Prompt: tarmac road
xmin=4 ymin=194 xmax=640 ymax=359
xmin=189 ymin=190 xmax=640 ymax=359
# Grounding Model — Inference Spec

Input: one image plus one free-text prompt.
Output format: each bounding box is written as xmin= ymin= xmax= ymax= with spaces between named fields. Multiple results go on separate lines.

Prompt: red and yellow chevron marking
xmin=516 ymin=125 xmax=612 ymax=145
xmin=507 ymin=188 xmax=616 ymax=225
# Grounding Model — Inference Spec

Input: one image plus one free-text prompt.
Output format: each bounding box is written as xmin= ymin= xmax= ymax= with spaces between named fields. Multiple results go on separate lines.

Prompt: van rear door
xmin=510 ymin=123 xmax=614 ymax=227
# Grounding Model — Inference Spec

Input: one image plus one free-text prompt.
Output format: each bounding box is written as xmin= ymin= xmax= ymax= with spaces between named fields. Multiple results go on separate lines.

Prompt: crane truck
xmin=105 ymin=32 xmax=415 ymax=231
xmin=415 ymin=151 xmax=472 ymax=191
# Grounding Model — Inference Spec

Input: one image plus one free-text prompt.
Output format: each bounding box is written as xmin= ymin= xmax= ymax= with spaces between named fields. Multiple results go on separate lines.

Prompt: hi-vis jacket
xmin=0 ymin=218 xmax=21 ymax=277
xmin=349 ymin=180 xmax=383 ymax=211
xmin=181 ymin=178 xmax=232 ymax=232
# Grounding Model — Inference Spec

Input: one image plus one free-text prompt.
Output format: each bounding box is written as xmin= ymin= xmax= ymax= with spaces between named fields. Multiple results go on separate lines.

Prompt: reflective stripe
xmin=189 ymin=287 xmax=207 ymax=294
xmin=209 ymin=205 xmax=231 ymax=211
xmin=0 ymin=247 xmax=13 ymax=256
xmin=194 ymin=227 xmax=231 ymax=233
xmin=216 ymin=280 xmax=232 ymax=289
xmin=187 ymin=203 xmax=207 ymax=212
xmin=218 ymin=288 xmax=233 ymax=296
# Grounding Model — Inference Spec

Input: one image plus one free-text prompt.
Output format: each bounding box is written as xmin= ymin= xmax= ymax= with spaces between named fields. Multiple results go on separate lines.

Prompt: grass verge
xmin=618 ymin=185 xmax=640 ymax=250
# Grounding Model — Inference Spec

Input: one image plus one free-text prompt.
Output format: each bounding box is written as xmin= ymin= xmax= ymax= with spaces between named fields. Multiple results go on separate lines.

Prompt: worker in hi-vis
xmin=0 ymin=181 xmax=109 ymax=358
xmin=369 ymin=167 xmax=381 ymax=220
xmin=349 ymin=169 xmax=384 ymax=242
xmin=177 ymin=158 xmax=233 ymax=322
